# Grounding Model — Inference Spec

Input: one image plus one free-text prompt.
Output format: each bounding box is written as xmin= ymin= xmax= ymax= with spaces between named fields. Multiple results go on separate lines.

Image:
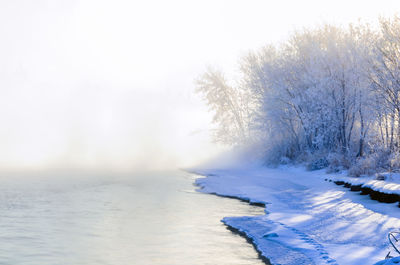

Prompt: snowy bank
xmin=328 ymin=174 xmax=400 ymax=204
xmin=193 ymin=166 xmax=400 ymax=265
xmin=374 ymin=257 xmax=400 ymax=264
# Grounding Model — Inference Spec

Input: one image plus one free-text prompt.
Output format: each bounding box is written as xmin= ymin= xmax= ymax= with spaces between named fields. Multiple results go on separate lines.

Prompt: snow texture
xmin=194 ymin=166 xmax=400 ymax=265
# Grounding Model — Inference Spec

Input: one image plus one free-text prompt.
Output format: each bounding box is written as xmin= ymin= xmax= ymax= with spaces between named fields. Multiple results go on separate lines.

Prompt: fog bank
xmin=0 ymin=0 xmax=398 ymax=172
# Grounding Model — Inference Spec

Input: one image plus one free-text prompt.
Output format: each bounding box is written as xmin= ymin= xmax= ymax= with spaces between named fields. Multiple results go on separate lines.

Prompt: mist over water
xmin=1 ymin=0 xmax=397 ymax=172
xmin=0 ymin=1 xmax=221 ymax=171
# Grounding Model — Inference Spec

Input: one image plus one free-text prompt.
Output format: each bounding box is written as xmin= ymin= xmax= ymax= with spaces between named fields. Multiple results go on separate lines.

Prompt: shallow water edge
xmin=194 ymin=173 xmax=272 ymax=265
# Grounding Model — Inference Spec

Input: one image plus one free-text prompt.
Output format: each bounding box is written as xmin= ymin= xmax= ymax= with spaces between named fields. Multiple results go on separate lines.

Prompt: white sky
xmin=0 ymin=0 xmax=399 ymax=171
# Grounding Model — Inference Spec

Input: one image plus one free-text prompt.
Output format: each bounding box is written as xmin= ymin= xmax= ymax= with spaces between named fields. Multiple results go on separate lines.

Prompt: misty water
xmin=0 ymin=170 xmax=265 ymax=265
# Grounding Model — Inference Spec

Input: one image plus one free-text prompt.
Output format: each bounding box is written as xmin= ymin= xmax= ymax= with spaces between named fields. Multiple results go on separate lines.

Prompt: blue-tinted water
xmin=0 ymin=170 xmax=265 ymax=265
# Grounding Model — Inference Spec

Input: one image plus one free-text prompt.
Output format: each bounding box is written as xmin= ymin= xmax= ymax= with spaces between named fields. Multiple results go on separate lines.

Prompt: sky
xmin=0 ymin=0 xmax=399 ymax=171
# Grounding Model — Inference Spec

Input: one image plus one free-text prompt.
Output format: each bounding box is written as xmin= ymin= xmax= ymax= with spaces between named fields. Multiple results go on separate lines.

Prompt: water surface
xmin=0 ymin=170 xmax=265 ymax=265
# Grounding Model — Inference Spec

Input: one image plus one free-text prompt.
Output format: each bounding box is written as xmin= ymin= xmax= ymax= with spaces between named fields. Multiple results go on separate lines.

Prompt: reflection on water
xmin=0 ymin=171 xmax=265 ymax=265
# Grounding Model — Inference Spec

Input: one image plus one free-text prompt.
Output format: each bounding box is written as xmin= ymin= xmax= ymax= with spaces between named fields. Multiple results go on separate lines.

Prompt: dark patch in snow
xmin=332 ymin=180 xmax=400 ymax=205
xmin=350 ymin=184 xmax=362 ymax=191
xmin=333 ymin=180 xmax=345 ymax=185
xmin=307 ymin=158 xmax=329 ymax=171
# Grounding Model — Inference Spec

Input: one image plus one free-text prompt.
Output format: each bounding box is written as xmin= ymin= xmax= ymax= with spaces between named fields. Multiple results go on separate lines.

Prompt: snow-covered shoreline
xmin=327 ymin=174 xmax=400 ymax=206
xmin=192 ymin=165 xmax=400 ymax=265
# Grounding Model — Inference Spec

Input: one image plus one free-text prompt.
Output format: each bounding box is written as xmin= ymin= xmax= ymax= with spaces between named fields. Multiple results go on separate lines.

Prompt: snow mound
xmin=374 ymin=257 xmax=400 ymax=265
xmin=330 ymin=175 xmax=400 ymax=195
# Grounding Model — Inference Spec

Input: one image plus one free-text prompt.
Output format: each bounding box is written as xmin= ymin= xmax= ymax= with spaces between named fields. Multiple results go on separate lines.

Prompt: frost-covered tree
xmin=196 ymin=16 xmax=400 ymax=173
xmin=243 ymin=25 xmax=372 ymax=157
xmin=368 ymin=16 xmax=400 ymax=152
xmin=195 ymin=67 xmax=249 ymax=145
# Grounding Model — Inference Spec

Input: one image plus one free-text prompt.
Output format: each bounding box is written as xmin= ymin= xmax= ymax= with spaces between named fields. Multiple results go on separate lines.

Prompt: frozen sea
xmin=0 ymin=170 xmax=265 ymax=265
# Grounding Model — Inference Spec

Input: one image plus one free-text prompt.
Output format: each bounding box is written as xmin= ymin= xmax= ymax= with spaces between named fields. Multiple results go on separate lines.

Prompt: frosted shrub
xmin=389 ymin=152 xmax=400 ymax=172
xmin=326 ymin=152 xmax=352 ymax=172
xmin=295 ymin=151 xmax=312 ymax=164
xmin=263 ymin=137 xmax=300 ymax=165
xmin=349 ymin=156 xmax=377 ymax=177
xmin=306 ymin=157 xmax=329 ymax=171
xmin=264 ymin=142 xmax=287 ymax=165
xmin=373 ymin=150 xmax=391 ymax=170
xmin=280 ymin=156 xmax=291 ymax=165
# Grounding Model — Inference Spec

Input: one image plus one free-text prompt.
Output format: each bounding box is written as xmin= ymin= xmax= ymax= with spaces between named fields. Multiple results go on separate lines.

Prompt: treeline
xmin=196 ymin=16 xmax=400 ymax=175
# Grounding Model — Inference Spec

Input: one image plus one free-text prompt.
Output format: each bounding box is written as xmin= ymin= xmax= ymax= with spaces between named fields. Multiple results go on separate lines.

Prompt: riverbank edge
xmin=193 ymin=174 xmax=272 ymax=265
xmin=189 ymin=166 xmax=400 ymax=265
xmin=326 ymin=176 xmax=400 ymax=206
xmin=223 ymin=221 xmax=272 ymax=265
